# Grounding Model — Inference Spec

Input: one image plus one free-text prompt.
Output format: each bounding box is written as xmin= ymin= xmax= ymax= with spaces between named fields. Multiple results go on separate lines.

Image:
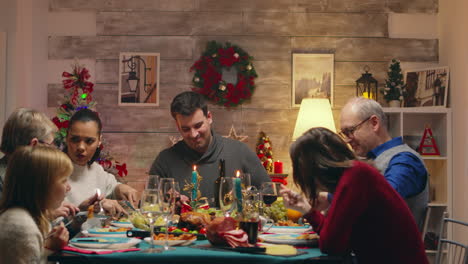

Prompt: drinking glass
xmin=158 ymin=178 xmax=176 ymax=251
xmin=219 ymin=177 xmax=236 ymax=217
xmin=139 ymin=188 xmax=162 ymax=253
xmin=239 ymin=188 xmax=260 ymax=244
xmin=260 ymin=182 xmax=280 ymax=206
xmin=241 ymin=173 xmax=252 ymax=189
xmin=147 ymin=174 xmax=160 ymax=190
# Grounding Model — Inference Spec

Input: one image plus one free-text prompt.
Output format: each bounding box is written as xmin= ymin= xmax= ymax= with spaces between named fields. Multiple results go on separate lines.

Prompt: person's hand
xmin=316 ymin=192 xmax=331 ymax=213
xmin=100 ymin=198 xmax=128 ymax=218
xmin=45 ymin=222 xmax=69 ymax=251
xmin=179 ymin=194 xmax=190 ymax=203
xmin=279 ymin=185 xmax=312 ymax=215
xmin=51 ymin=202 xmax=80 ymax=219
xmin=78 ymin=193 xmax=101 ymax=212
xmin=115 ymin=184 xmax=138 ymax=208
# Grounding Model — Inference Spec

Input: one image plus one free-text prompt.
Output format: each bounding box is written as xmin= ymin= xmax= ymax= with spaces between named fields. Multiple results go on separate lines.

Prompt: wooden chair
xmin=435 ymin=212 xmax=468 ymax=264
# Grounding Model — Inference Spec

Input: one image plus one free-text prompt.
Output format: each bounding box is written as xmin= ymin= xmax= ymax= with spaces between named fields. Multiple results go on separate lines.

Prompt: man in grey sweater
xmin=149 ymin=91 xmax=270 ymax=206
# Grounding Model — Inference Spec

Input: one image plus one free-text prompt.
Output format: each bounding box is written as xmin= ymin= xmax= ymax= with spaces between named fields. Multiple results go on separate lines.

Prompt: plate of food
xmin=262 ymin=225 xmax=312 ymax=234
xmin=82 ymin=227 xmax=133 ymax=237
xmin=111 ymin=217 xmax=134 ymax=228
xmin=143 ymin=233 xmax=197 ymax=246
xmin=69 ymin=237 xmax=141 ymax=250
xmin=258 ymin=233 xmax=319 ymax=246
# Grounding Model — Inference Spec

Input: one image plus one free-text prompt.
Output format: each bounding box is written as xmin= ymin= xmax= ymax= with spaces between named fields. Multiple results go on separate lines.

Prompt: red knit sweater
xmin=304 ymin=161 xmax=428 ymax=264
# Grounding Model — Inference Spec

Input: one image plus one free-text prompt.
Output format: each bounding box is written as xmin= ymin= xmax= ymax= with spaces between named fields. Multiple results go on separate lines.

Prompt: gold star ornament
xmin=224 ymin=125 xmax=248 ymax=142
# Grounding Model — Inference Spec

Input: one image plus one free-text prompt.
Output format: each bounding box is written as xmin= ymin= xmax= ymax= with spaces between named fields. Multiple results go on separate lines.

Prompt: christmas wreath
xmin=190 ymin=41 xmax=257 ymax=107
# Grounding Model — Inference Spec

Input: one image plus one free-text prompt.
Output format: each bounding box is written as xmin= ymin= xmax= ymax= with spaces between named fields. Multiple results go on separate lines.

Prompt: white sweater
xmin=0 ymin=207 xmax=53 ymax=264
xmin=66 ymin=162 xmax=120 ymax=206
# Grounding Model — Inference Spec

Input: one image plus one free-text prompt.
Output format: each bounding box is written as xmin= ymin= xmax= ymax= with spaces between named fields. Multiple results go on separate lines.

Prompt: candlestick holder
xmin=183 ymin=171 xmax=205 ymax=209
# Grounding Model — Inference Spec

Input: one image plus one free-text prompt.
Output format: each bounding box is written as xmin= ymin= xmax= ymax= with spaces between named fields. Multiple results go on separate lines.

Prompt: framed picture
xmin=118 ymin=52 xmax=160 ymax=106
xmin=292 ymin=53 xmax=334 ymax=107
xmin=403 ymin=67 xmax=449 ymax=107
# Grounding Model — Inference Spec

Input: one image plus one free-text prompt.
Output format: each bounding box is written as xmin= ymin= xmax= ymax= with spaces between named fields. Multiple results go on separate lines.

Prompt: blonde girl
xmin=0 ymin=146 xmax=72 ymax=264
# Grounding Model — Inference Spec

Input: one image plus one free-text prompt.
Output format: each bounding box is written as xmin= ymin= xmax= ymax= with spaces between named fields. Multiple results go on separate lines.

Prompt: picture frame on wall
xmin=292 ymin=53 xmax=334 ymax=107
xmin=118 ymin=52 xmax=160 ymax=106
xmin=403 ymin=66 xmax=449 ymax=107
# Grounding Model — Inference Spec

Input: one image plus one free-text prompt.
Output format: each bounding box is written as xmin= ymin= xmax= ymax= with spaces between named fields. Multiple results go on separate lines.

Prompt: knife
xmin=126 ymin=230 xmax=206 ymax=239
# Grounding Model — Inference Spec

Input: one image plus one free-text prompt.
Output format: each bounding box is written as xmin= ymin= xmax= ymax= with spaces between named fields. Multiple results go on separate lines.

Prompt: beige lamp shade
xmin=292 ymin=98 xmax=336 ymax=141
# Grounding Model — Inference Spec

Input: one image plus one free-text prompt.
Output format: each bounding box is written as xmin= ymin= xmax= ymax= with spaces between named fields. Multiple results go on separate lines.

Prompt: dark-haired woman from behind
xmin=280 ymin=127 xmax=428 ymax=264
xmin=64 ymin=108 xmax=138 ymax=217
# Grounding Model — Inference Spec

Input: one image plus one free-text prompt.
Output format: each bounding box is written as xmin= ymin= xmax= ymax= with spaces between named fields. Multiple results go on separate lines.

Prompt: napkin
xmin=63 ymin=245 xmax=140 ymax=255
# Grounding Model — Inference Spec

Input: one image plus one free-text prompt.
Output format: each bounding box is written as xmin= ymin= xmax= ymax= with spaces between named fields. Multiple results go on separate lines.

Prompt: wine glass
xmin=147 ymin=174 xmax=160 ymax=190
xmin=241 ymin=173 xmax=252 ymax=189
xmin=219 ymin=177 xmax=236 ymax=217
xmin=139 ymin=188 xmax=162 ymax=253
xmin=260 ymin=182 xmax=280 ymax=206
xmin=158 ymin=178 xmax=176 ymax=251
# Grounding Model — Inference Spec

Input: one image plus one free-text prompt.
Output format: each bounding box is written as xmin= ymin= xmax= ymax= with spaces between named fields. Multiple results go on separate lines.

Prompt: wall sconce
xmin=356 ymin=65 xmax=378 ymax=100
xmin=292 ymin=98 xmax=336 ymax=141
xmin=122 ymin=56 xmax=151 ymax=92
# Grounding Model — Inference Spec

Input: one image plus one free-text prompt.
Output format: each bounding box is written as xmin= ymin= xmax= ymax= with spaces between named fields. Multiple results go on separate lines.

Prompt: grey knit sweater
xmin=149 ymin=132 xmax=270 ymax=205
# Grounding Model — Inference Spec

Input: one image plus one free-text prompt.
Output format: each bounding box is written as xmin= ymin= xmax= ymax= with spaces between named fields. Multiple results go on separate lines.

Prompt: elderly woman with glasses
xmin=280 ymin=127 xmax=428 ymax=264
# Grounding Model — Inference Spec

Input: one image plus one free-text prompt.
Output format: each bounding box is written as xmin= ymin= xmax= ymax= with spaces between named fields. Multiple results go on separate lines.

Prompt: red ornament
xmin=418 ymin=127 xmax=440 ymax=156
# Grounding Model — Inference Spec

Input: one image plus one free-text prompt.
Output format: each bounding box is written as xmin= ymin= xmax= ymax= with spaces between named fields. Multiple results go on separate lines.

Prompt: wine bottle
xmin=213 ymin=159 xmax=225 ymax=208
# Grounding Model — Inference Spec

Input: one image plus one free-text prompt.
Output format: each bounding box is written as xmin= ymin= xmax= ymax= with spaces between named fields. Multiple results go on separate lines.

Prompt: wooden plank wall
xmin=47 ymin=0 xmax=438 ymax=181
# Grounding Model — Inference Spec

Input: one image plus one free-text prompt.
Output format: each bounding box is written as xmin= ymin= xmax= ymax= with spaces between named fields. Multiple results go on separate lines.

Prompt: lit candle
xmin=274 ymin=160 xmax=283 ymax=174
xmin=192 ymin=165 xmax=198 ymax=201
xmin=362 ymin=92 xmax=369 ymax=99
xmin=235 ymin=170 xmax=243 ymax=214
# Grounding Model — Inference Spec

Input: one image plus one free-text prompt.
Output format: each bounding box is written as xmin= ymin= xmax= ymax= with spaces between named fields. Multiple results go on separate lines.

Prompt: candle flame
xmin=193 ymin=165 xmax=197 ymax=171
xmin=236 ymin=170 xmax=240 ymax=177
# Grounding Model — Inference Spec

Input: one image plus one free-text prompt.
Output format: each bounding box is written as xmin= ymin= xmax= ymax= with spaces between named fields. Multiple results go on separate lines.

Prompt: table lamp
xmin=292 ymin=98 xmax=336 ymax=141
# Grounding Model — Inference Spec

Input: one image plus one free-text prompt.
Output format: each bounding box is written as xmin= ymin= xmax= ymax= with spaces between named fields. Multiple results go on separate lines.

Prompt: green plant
xmin=382 ymin=59 xmax=407 ymax=102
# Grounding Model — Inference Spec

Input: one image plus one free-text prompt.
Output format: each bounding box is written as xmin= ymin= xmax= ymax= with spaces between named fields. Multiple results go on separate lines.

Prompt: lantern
xmin=356 ymin=65 xmax=378 ymax=100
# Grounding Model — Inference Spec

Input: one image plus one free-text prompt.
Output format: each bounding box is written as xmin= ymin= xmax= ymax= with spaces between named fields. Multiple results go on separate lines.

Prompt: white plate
xmin=82 ymin=227 xmax=131 ymax=238
xmin=262 ymin=225 xmax=312 ymax=234
xmin=111 ymin=221 xmax=134 ymax=228
xmin=69 ymin=237 xmax=141 ymax=250
xmin=143 ymin=237 xmax=196 ymax=246
xmin=259 ymin=234 xmax=318 ymax=246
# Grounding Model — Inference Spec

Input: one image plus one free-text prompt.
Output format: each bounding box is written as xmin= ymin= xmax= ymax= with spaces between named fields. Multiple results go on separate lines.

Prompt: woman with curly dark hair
xmin=280 ymin=127 xmax=428 ymax=264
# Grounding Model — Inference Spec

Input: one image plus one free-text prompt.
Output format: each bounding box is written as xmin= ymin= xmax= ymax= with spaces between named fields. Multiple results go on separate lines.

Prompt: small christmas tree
xmin=51 ymin=61 xmax=128 ymax=179
xmin=256 ymin=131 xmax=273 ymax=173
xmin=382 ymin=59 xmax=407 ymax=102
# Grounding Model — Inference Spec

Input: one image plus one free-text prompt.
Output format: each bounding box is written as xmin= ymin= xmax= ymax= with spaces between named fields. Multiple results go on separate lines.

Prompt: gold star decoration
xmin=223 ymin=125 xmax=248 ymax=142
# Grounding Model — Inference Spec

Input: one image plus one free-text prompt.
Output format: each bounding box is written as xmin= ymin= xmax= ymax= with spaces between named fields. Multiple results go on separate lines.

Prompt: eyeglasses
xmin=339 ymin=116 xmax=371 ymax=138
xmin=38 ymin=139 xmax=57 ymax=148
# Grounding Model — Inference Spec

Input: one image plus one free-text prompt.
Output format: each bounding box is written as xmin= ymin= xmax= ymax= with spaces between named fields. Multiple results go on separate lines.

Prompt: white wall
xmin=439 ymin=0 xmax=468 ymax=237
xmin=14 ymin=0 xmax=49 ymax=112
xmin=0 ymin=0 xmax=16 ymax=128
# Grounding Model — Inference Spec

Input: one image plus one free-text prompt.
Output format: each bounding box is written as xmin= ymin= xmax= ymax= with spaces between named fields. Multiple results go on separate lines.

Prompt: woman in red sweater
xmin=281 ymin=127 xmax=428 ymax=264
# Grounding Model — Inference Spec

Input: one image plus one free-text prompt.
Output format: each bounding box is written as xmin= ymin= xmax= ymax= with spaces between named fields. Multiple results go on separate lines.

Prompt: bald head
xmin=340 ymin=97 xmax=390 ymax=157
xmin=342 ymin=97 xmax=387 ymax=130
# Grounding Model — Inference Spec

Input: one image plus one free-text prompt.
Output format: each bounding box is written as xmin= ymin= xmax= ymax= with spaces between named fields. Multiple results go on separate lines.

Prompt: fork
xmin=95 ymin=188 xmax=104 ymax=215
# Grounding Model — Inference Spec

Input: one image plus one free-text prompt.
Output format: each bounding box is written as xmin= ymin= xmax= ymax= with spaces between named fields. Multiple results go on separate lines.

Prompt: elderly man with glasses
xmin=323 ymin=97 xmax=428 ymax=230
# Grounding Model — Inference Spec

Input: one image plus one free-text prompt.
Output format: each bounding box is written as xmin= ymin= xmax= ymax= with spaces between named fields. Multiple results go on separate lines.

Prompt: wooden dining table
xmin=48 ymin=240 xmax=346 ymax=264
